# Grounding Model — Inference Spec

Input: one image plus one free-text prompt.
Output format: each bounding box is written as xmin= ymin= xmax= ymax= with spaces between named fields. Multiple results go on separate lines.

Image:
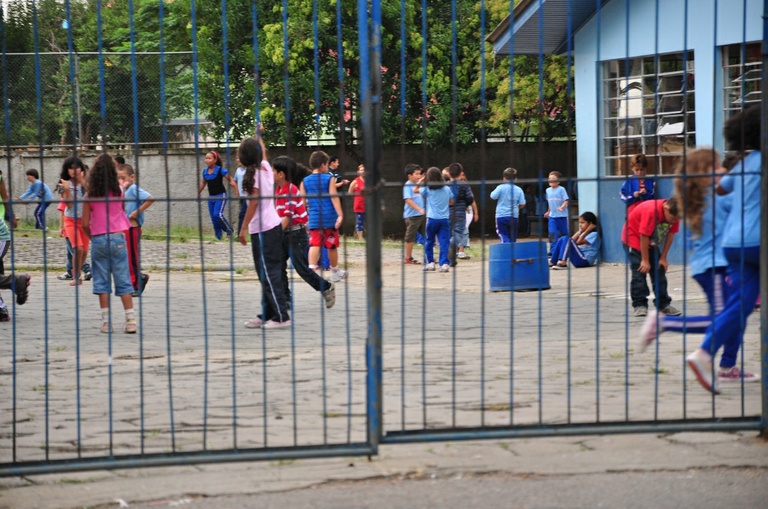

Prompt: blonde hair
xmin=673 ymin=148 xmax=720 ymax=236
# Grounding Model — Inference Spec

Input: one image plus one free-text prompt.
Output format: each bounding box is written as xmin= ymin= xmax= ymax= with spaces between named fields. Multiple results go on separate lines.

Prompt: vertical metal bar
xmin=507 ymin=0 xmax=516 ymax=427
xmin=594 ymin=0 xmax=602 ymax=424
xmin=479 ymin=0 xmax=488 ymax=428
xmin=282 ymin=0 xmax=291 ymax=152
xmin=398 ymin=0 xmax=408 ymax=433
xmin=360 ymin=0 xmax=384 ymax=450
xmin=759 ymin=0 xmax=768 ymax=439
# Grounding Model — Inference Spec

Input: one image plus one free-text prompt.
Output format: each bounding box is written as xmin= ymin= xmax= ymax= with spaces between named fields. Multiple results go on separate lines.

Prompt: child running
xmin=118 ymin=164 xmax=154 ymax=297
xmin=273 ymin=155 xmax=335 ymax=309
xmin=81 ymin=154 xmax=136 ymax=334
xmin=300 ymin=151 xmax=347 ymax=283
xmin=419 ymin=167 xmax=454 ymax=272
xmin=684 ymin=106 xmax=762 ymax=393
xmin=17 ymin=169 xmax=54 ymax=231
xmin=549 ymin=212 xmax=601 ymax=269
xmin=196 ymin=150 xmax=236 ymax=241
xmin=238 ymin=136 xmax=291 ymax=329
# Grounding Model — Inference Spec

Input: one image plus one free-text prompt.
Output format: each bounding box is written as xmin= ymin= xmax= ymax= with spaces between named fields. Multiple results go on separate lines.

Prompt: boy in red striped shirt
xmin=273 ymin=156 xmax=335 ymax=309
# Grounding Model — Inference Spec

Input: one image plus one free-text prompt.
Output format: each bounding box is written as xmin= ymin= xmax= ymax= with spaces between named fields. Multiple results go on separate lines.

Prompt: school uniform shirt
xmin=579 ymin=231 xmax=601 ymax=265
xmin=688 ymin=192 xmax=730 ymax=277
xmin=546 ymin=186 xmax=569 ymax=218
xmin=719 ymin=150 xmax=761 ymax=249
xmin=234 ymin=167 xmax=246 ymax=197
xmin=403 ymin=181 xmax=424 ymax=218
xmin=418 ymin=186 xmax=452 ymax=220
xmin=490 ymin=182 xmax=526 ymax=218
xmin=20 ymin=180 xmax=54 ymax=202
xmin=623 ymin=199 xmax=680 ymax=251
xmin=124 ymin=184 xmax=152 ymax=227
xmin=202 ymin=165 xmax=229 ymax=196
xmin=248 ymin=160 xmax=281 ymax=234
xmin=448 ymin=180 xmax=474 ymax=221
xmin=620 ymin=175 xmax=656 ymax=211
xmin=64 ymin=182 xmax=85 ymax=219
xmin=275 ymin=182 xmax=308 ymax=226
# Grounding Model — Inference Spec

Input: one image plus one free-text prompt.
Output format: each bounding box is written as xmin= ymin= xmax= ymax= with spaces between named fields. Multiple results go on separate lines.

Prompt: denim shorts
xmin=91 ymin=233 xmax=134 ymax=296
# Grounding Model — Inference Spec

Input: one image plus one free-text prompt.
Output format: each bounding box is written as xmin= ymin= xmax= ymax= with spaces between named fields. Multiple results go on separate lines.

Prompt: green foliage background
xmin=0 ymin=0 xmax=573 ymax=149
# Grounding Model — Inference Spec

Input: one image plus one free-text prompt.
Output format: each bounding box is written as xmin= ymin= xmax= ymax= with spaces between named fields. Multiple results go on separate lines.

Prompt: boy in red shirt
xmin=273 ymin=156 xmax=335 ymax=309
xmin=622 ymin=197 xmax=682 ymax=317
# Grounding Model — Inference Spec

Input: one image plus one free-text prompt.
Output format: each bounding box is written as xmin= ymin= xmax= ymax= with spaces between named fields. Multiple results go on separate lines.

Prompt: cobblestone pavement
xmin=1 ymin=235 xmax=763 ymax=479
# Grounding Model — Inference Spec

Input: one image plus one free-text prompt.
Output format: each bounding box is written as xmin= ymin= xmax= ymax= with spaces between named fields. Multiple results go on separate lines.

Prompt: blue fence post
xmin=760 ymin=0 xmax=768 ymax=439
xmin=360 ymin=0 xmax=384 ymax=450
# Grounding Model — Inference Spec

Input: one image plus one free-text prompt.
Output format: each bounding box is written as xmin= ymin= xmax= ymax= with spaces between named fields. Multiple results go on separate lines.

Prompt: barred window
xmin=723 ymin=43 xmax=762 ymax=120
xmin=602 ymin=52 xmax=696 ymax=176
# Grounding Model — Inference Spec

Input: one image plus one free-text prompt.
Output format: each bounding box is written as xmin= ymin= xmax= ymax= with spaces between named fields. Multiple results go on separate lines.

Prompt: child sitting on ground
xmin=549 ymin=211 xmax=600 ymax=269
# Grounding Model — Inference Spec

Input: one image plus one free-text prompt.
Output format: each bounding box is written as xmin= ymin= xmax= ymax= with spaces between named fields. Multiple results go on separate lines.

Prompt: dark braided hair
xmin=238 ymin=137 xmax=264 ymax=195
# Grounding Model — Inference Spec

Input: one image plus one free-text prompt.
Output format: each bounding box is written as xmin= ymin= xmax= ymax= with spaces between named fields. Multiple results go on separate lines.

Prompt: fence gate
xmin=1 ymin=0 xmax=767 ymax=478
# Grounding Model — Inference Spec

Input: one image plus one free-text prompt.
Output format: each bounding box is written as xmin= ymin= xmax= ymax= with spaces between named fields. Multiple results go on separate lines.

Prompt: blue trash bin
xmin=489 ymin=241 xmax=550 ymax=292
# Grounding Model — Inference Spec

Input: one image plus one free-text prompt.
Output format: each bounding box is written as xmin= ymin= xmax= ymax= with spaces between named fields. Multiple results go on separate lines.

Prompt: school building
xmin=488 ymin=0 xmax=764 ymax=262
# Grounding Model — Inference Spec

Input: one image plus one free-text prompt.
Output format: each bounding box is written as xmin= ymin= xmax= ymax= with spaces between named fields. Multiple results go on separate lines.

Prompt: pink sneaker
xmin=686 ymin=349 xmax=720 ymax=394
xmin=718 ymin=366 xmax=760 ymax=383
xmin=263 ymin=319 xmax=291 ymax=330
xmin=244 ymin=317 xmax=264 ymax=329
xmin=638 ymin=309 xmax=664 ymax=353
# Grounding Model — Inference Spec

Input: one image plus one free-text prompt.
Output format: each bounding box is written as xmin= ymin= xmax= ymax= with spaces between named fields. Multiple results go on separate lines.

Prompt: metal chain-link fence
xmin=1 ymin=52 xmax=199 ymax=151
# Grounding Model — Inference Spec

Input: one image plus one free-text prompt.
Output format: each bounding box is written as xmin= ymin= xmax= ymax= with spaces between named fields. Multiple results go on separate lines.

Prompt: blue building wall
xmin=572 ymin=0 xmax=763 ymax=263
xmin=596 ymin=177 xmax=682 ymax=264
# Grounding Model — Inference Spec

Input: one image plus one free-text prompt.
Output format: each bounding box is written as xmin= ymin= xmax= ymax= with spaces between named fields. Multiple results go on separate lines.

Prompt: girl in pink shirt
xmin=237 ymin=136 xmax=291 ymax=330
xmin=82 ymin=154 xmax=136 ymax=334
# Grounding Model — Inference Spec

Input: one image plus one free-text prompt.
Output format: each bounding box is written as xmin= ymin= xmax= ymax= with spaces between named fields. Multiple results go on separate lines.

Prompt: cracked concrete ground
xmin=1 ymin=236 xmax=765 ymax=508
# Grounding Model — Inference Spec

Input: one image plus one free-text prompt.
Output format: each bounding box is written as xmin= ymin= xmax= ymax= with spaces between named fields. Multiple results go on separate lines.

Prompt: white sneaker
xmin=424 ymin=262 xmax=436 ymax=271
xmin=457 ymin=252 xmax=468 ymax=259
xmin=439 ymin=264 xmax=450 ymax=272
xmin=330 ymin=269 xmax=347 ymax=282
xmin=686 ymin=349 xmax=720 ymax=394
xmin=322 ymin=283 xmax=336 ymax=309
xmin=638 ymin=310 xmax=665 ymax=353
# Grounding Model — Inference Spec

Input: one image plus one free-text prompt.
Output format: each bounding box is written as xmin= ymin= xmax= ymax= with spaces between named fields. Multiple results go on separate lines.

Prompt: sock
xmin=101 ymin=308 xmax=110 ymax=323
xmin=331 ymin=266 xmax=339 ymax=272
xmin=309 ymin=264 xmax=319 ymax=271
xmin=125 ymin=308 xmax=136 ymax=323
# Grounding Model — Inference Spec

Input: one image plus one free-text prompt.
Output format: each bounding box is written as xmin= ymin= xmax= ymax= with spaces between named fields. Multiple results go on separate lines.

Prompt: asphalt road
xmin=128 ymin=467 xmax=768 ymax=509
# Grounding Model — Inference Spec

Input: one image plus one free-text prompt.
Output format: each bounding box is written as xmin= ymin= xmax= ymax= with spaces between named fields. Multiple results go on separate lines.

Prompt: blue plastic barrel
xmin=489 ymin=241 xmax=550 ymax=292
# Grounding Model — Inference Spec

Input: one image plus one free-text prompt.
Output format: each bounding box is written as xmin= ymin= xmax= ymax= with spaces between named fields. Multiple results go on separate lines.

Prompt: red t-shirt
xmin=274 ymin=182 xmax=308 ymax=226
xmin=352 ymin=176 xmax=365 ymax=213
xmin=623 ymin=199 xmax=679 ymax=250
